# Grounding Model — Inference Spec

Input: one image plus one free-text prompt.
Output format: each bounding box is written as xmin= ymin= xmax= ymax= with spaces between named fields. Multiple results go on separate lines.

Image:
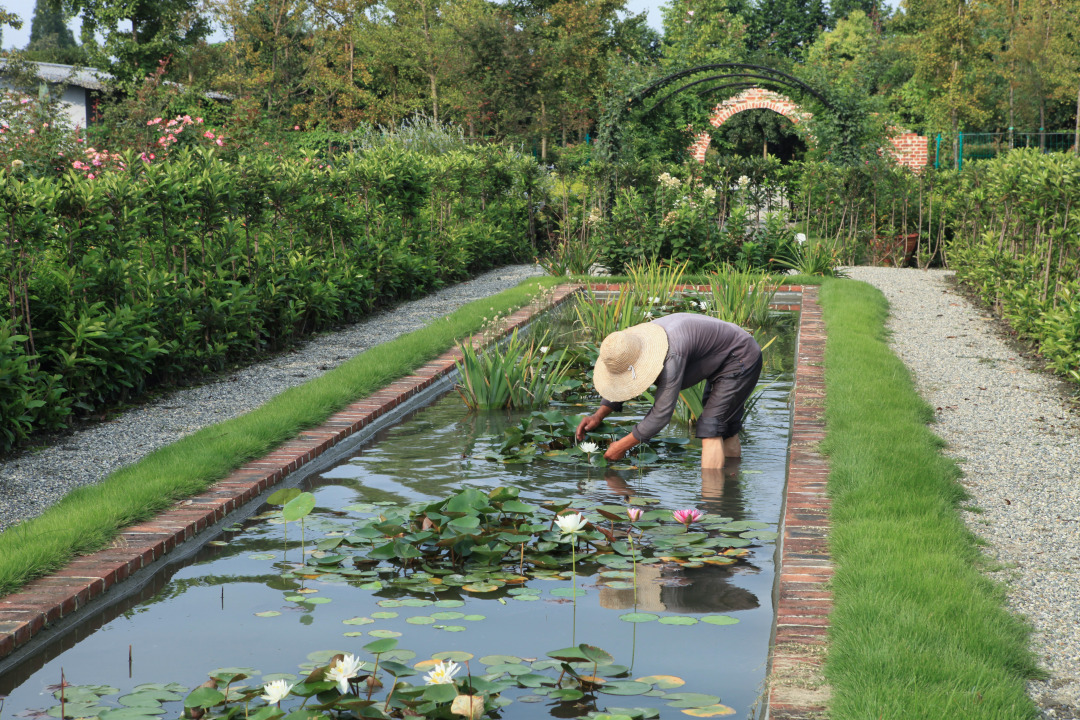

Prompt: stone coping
xmin=0 ymin=282 xmax=833 ymax=720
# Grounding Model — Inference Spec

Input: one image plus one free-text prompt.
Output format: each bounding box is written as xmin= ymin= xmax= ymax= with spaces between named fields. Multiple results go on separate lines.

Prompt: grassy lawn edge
xmin=820 ymin=277 xmax=1040 ymax=719
xmin=0 ymin=276 xmax=563 ymax=597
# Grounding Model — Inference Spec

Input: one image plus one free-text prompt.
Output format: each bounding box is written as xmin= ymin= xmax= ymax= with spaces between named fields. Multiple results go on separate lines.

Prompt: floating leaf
xmin=282 ymin=492 xmax=316 ymax=522
xmin=400 ymin=598 xmax=434 ymax=607
xmin=681 ymin=705 xmax=736 ymax=716
xmin=363 ymin=638 xmax=398 ymax=654
xmin=619 ymin=613 xmax=659 ymax=623
xmin=306 ymin=596 xmax=332 ymax=604
xmin=406 ymin=616 xmax=436 ymax=625
xmin=441 ymin=625 xmax=466 ymax=632
xmin=343 ymin=632 xmax=364 ymax=637
xmin=248 ymin=553 xmax=277 ymax=560
xmin=701 ymin=615 xmax=739 ymax=626
xmin=462 ymin=583 xmax=499 ymax=593
xmin=665 ymin=693 xmax=721 ymax=708
xmin=462 ymin=614 xmax=485 ymax=621
xmin=551 ymin=688 xmax=585 ymax=701
xmin=254 ymin=611 xmax=281 ymax=618
xmin=368 ymin=630 xmax=402 ymax=638
xmin=98 ymin=708 xmax=166 ymax=720
xmin=636 ymin=675 xmax=686 ymax=689
xmin=433 ymin=599 xmax=465 ymax=608
xmin=480 ymin=655 xmax=522 ymax=665
xmin=599 ymin=681 xmax=652 ymax=696
xmin=431 ymin=611 xmax=464 ymax=620
xmin=371 ymin=611 xmax=398 ymax=619
xmin=604 ymin=581 xmax=637 ymax=590
xmin=658 ymin=616 xmax=698 ymax=626
xmin=184 ymin=688 xmax=225 ymax=709
xmin=432 ymin=651 xmax=474 ymax=662
xmin=513 ymin=594 xmax=540 ymax=601
xmin=550 ymin=587 xmax=586 ymax=597
xmin=376 ymin=599 xmax=404 ymax=608
xmin=343 ymin=617 xmax=374 ymax=626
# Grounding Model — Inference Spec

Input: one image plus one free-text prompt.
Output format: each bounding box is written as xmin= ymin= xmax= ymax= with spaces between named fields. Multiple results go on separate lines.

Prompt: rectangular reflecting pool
xmin=0 ymin=318 xmax=795 ymax=720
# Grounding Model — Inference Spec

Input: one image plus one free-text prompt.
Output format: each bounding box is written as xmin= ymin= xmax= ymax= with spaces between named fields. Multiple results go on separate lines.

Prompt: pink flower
xmin=264 ymin=142 xmax=270 ymax=146
xmin=672 ymin=508 xmax=704 ymax=526
xmin=293 ymin=125 xmax=300 ymax=130
xmin=626 ymin=507 xmax=643 ymax=523
xmin=19 ymin=97 xmax=30 ymax=104
xmin=215 ymin=138 xmax=224 ymax=146
xmin=195 ymin=117 xmax=203 ymax=123
xmin=87 ymin=173 xmax=94 ymax=179
xmin=149 ymin=153 xmax=155 ymax=159
xmin=28 ymin=129 xmax=35 ymax=135
xmin=204 ymin=131 xmax=215 ymax=139
xmin=166 ymin=119 xmax=178 ymax=127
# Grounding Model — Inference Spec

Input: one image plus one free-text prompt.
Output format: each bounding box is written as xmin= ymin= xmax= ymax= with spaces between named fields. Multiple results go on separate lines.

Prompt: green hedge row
xmin=0 ymin=144 xmax=542 ymax=452
xmin=949 ymin=149 xmax=1080 ymax=384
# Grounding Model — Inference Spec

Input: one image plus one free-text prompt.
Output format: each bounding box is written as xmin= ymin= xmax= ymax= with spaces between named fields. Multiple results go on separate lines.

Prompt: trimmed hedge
xmin=0 ymin=144 xmax=543 ymax=452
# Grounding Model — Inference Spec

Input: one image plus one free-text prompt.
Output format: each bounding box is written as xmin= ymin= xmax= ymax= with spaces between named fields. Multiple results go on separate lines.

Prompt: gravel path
xmin=0 ymin=264 xmax=544 ymax=534
xmin=847 ymin=267 xmax=1080 ymax=718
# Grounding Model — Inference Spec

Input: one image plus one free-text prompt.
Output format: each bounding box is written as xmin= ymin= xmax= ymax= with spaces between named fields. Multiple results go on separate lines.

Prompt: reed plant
xmin=773 ymin=238 xmax=848 ymax=278
xmin=703 ymin=266 xmax=777 ymax=329
xmin=573 ymin=261 xmax=690 ymax=344
xmin=455 ymin=330 xmax=570 ymax=410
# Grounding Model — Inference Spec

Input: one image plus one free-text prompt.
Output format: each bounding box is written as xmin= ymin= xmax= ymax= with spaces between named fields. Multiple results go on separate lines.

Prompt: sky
xmin=3 ymin=0 xmax=666 ymax=51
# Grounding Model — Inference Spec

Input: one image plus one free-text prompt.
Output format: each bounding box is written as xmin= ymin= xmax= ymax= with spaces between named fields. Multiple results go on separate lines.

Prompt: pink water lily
xmin=626 ymin=507 xmax=643 ymax=523
xmin=672 ymin=508 xmax=704 ymax=526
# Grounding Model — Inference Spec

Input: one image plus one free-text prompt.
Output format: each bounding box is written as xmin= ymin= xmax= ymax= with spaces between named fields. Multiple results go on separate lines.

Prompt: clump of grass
xmin=702 ymin=265 xmax=777 ymax=329
xmin=820 ymin=278 xmax=1039 ymax=719
xmin=0 ymin=277 xmax=562 ymax=596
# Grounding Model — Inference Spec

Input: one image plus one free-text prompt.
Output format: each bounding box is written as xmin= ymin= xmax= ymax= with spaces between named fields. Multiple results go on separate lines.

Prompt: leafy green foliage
xmin=455 ymin=331 xmax=572 ymax=410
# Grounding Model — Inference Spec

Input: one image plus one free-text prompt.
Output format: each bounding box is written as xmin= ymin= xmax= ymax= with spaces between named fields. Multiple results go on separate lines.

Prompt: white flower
xmin=737 ymin=175 xmax=750 ymax=187
xmin=702 ymin=186 xmax=717 ymax=200
xmin=579 ymin=441 xmax=599 ymax=454
xmin=644 ymin=311 xmax=653 ymax=319
xmin=555 ymin=512 xmax=588 ymax=536
xmin=424 ymin=660 xmax=461 ymax=685
xmin=649 ymin=296 xmax=661 ymax=304
xmin=326 ymin=653 xmax=364 ymax=694
xmin=261 ymin=679 xmax=293 ymax=704
xmin=697 ymin=301 xmax=709 ymax=310
xmin=795 ymin=233 xmax=807 ymax=244
xmin=539 ymin=346 xmax=549 ymax=354
xmin=10 ymin=159 xmax=24 ymax=170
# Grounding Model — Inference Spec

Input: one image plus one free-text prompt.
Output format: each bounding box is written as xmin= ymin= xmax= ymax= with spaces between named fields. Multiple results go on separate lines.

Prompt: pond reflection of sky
xmin=3 ymin=339 xmax=793 ymax=720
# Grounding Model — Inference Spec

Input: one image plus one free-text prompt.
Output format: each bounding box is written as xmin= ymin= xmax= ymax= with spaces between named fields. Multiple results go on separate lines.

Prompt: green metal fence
xmin=936 ymin=130 xmax=1079 ymax=169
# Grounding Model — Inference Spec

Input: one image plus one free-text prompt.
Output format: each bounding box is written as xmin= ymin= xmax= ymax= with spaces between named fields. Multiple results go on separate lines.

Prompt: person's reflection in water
xmin=602 ymin=469 xmax=634 ymax=502
xmin=700 ymin=464 xmax=747 ymax=521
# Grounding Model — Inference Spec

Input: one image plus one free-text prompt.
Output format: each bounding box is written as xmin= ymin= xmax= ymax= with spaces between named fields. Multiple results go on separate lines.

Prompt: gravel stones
xmin=0 ymin=264 xmax=543 ymax=534
xmin=847 ymin=266 xmax=1080 ymax=717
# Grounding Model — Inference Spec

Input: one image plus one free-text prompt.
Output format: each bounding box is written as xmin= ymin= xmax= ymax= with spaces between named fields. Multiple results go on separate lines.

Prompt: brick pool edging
xmin=0 ymin=282 xmax=834 ymax=720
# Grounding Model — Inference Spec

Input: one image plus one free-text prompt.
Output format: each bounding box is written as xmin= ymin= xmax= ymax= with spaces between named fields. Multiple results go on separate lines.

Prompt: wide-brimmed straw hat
xmin=593 ymin=322 xmax=669 ymax=402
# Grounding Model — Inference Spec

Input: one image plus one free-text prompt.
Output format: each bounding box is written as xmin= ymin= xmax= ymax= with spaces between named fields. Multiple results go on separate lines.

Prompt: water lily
xmin=261 ymin=679 xmax=293 ymax=705
xmin=672 ymin=508 xmax=705 ymax=526
xmin=555 ymin=512 xmax=588 ymax=536
xmin=540 ymin=346 xmax=549 ymax=354
xmin=424 ymin=660 xmax=461 ymax=685
xmin=579 ymin=441 xmax=599 ymax=454
xmin=626 ymin=507 xmax=643 ymax=523
xmin=326 ymin=653 xmax=364 ymax=694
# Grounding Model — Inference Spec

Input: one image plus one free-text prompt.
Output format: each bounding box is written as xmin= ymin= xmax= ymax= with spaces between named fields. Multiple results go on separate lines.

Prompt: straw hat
xmin=593 ymin=322 xmax=669 ymax=402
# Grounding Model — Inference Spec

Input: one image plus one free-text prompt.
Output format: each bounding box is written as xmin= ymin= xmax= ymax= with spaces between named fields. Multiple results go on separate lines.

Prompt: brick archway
xmin=688 ymin=86 xmax=929 ymax=170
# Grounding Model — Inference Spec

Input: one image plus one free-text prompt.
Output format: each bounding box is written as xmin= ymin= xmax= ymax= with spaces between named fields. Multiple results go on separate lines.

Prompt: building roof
xmin=0 ymin=60 xmax=230 ymax=100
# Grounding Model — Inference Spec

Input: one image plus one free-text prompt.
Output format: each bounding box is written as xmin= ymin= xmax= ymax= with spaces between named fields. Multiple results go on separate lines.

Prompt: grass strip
xmin=820 ymin=278 xmax=1040 ymax=719
xmin=0 ymin=276 xmax=562 ymax=597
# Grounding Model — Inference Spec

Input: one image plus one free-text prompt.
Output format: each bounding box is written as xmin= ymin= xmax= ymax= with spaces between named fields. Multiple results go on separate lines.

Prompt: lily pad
xmin=462 ymin=583 xmax=500 ymax=593
xmin=513 ymin=594 xmax=540 ymax=601
xmin=99 ymin=708 xmax=167 ymax=720
xmin=681 ymin=705 xmax=736 ymax=716
xmin=665 ymin=693 xmax=722 ymax=708
xmin=400 ymin=598 xmax=434 ymax=607
xmin=432 ymin=651 xmax=474 ymax=662
xmin=343 ymin=631 xmax=364 ymax=637
xmin=376 ymin=599 xmax=404 ymax=608
xmin=604 ymin=581 xmax=637 ymax=590
xmin=619 ymin=612 xmax=659 ymax=623
xmin=248 ymin=553 xmax=277 ymax=560
xmin=368 ymin=630 xmax=402 ymax=638
xmin=254 ymin=611 xmax=281 ymax=617
xmin=462 ymin=614 xmax=485 ymax=621
xmin=658 ymin=616 xmax=698 ymax=626
xmin=636 ymin=675 xmax=686 ymax=689
xmin=430 ymin=611 xmax=464 ymax=620
xmin=343 ymin=616 xmax=374 ymax=626
xmin=433 ymin=599 xmax=465 ymax=608
xmin=406 ymin=616 xmax=436 ymax=625
xmin=480 ymin=655 xmax=522 ymax=665
xmin=701 ymin=615 xmax=739 ymax=626
xmin=371 ymin=611 xmax=398 ymax=619
xmin=599 ymin=681 xmax=652 ymax=696
xmin=440 ymin=625 xmax=467 ymax=632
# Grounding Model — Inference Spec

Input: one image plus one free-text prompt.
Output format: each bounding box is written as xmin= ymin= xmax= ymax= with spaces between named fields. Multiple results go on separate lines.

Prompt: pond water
xmin=1 ymin=320 xmax=795 ymax=720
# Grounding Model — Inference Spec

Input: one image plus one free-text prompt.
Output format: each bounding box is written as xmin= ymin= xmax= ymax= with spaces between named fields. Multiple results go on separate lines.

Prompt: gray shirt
xmin=601 ymin=313 xmax=761 ymax=442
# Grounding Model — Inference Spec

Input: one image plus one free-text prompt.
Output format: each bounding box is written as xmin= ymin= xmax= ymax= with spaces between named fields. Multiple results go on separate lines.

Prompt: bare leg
xmin=723 ymin=434 xmax=741 ymax=458
xmin=701 ymin=437 xmax=726 ymax=469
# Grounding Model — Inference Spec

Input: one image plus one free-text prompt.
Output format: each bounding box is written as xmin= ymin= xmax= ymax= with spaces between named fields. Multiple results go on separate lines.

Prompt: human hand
xmin=575 ymin=414 xmax=600 ymax=441
xmin=604 ymin=434 xmax=639 ymax=462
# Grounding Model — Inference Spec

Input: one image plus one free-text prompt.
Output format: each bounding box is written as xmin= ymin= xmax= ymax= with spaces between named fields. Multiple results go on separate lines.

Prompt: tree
xmin=64 ymin=0 xmax=209 ymax=84
xmin=24 ymin=0 xmax=86 ymax=64
xmin=660 ymin=0 xmax=748 ymax=67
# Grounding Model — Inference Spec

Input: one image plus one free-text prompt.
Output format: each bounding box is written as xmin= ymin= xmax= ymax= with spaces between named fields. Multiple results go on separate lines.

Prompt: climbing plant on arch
xmin=595 ymin=63 xmax=928 ymax=169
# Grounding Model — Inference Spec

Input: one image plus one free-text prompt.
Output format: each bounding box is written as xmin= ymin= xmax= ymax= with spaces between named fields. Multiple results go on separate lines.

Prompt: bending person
xmin=575 ymin=313 xmax=762 ymax=469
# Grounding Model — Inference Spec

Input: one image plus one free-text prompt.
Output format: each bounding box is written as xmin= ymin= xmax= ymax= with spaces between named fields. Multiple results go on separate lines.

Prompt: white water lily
xmin=326 ymin=653 xmax=364 ymax=694
xmin=649 ymin=296 xmax=661 ymax=304
xmin=579 ymin=441 xmax=599 ymax=454
xmin=555 ymin=512 xmax=588 ymax=536
xmin=644 ymin=311 xmax=653 ymax=319
xmin=261 ymin=679 xmax=293 ymax=705
xmin=424 ymin=660 xmax=461 ymax=685
xmin=539 ymin=346 xmax=549 ymax=354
